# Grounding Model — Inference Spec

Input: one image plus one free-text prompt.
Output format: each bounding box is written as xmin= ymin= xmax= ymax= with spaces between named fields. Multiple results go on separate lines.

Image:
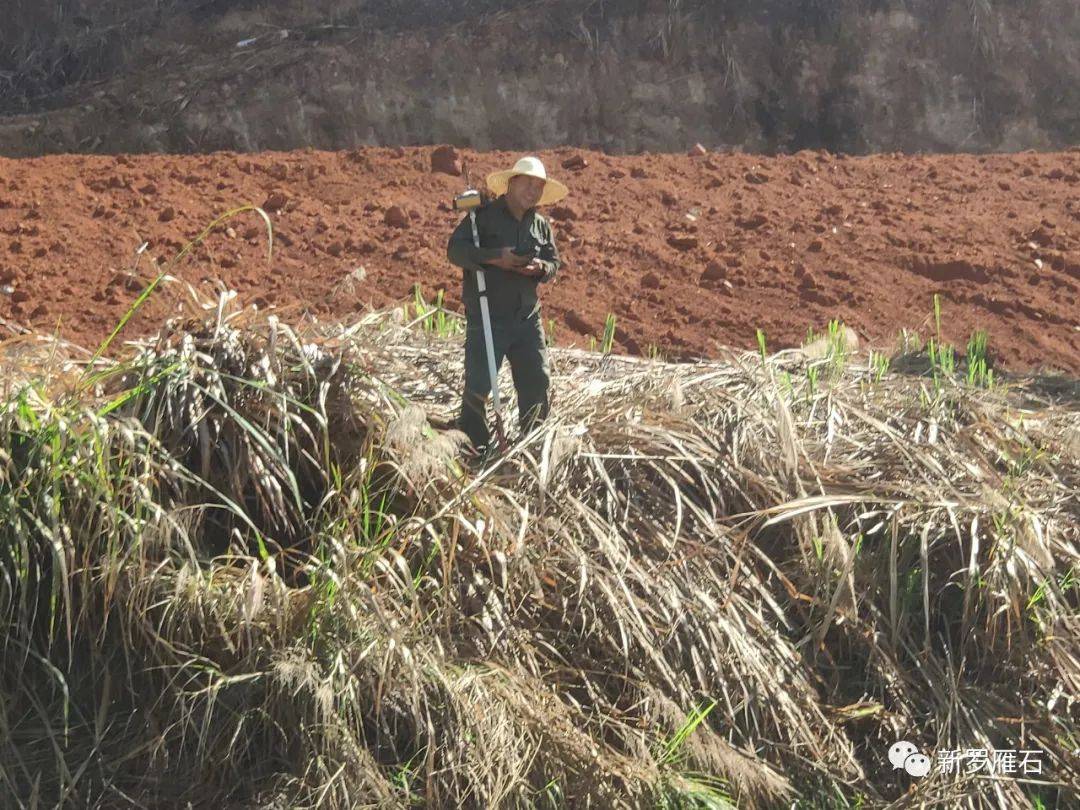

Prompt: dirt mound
xmin=1 ymin=146 xmax=1078 ymax=372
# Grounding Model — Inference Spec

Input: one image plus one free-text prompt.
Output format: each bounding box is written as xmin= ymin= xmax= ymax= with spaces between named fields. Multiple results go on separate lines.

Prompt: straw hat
xmin=486 ymin=156 xmax=569 ymax=206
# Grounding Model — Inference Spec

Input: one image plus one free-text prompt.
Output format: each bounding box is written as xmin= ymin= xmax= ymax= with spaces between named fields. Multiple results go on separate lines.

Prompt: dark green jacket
xmin=446 ymin=195 xmax=560 ymax=321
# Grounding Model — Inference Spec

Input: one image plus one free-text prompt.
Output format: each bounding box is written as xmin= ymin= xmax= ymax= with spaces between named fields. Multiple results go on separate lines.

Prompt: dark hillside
xmin=2 ymin=0 xmax=1077 ymax=156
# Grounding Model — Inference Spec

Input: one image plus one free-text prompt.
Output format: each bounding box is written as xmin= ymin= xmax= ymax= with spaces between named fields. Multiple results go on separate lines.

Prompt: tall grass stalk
xmin=601 ymin=312 xmax=617 ymax=355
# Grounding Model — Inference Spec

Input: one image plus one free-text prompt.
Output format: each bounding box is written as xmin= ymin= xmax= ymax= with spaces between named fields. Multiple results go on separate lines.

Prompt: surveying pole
xmin=453 ymin=168 xmax=509 ymax=453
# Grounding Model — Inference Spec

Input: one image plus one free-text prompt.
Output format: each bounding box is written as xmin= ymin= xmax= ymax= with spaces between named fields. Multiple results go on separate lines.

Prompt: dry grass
xmin=0 ymin=285 xmax=1077 ymax=808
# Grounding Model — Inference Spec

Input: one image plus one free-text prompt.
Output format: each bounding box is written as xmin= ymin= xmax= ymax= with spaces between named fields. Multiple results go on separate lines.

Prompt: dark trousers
xmin=458 ymin=311 xmax=550 ymax=452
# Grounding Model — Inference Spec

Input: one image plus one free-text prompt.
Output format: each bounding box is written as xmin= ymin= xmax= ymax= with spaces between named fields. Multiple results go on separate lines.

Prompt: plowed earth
xmin=1 ymin=146 xmax=1078 ymax=371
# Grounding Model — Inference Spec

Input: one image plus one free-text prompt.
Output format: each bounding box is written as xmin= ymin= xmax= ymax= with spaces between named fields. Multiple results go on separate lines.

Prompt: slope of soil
xmin=1 ymin=146 xmax=1078 ymax=372
xmin=3 ymin=0 xmax=1079 ymax=156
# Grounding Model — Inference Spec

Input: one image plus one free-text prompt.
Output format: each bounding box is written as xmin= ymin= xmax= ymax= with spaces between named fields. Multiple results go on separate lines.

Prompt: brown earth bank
xmin=3 ymin=0 xmax=1079 ymax=156
xmin=1 ymin=145 xmax=1078 ymax=373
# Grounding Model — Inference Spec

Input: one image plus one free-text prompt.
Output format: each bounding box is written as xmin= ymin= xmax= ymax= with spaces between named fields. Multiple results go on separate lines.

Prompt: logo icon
xmin=888 ymin=741 xmax=931 ymax=778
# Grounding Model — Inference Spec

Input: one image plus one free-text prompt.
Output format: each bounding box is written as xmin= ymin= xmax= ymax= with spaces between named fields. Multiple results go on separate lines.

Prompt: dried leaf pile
xmin=0 ymin=294 xmax=1076 ymax=808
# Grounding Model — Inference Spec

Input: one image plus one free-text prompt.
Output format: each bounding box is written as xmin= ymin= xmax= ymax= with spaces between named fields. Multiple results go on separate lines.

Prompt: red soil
xmin=1 ymin=146 xmax=1078 ymax=372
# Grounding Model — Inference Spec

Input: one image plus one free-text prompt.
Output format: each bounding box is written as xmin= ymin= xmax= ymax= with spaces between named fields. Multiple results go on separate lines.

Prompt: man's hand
xmin=486 ymin=247 xmax=532 ymax=270
xmin=488 ymin=247 xmax=544 ymax=275
xmin=520 ymin=260 xmax=545 ymax=278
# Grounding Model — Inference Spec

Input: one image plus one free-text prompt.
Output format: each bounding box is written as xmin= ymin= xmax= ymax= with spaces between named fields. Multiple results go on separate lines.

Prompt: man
xmin=446 ymin=155 xmax=568 ymax=456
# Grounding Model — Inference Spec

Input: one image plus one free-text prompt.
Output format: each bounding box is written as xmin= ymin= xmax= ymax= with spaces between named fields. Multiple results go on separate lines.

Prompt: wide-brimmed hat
xmin=486 ymin=156 xmax=569 ymax=206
